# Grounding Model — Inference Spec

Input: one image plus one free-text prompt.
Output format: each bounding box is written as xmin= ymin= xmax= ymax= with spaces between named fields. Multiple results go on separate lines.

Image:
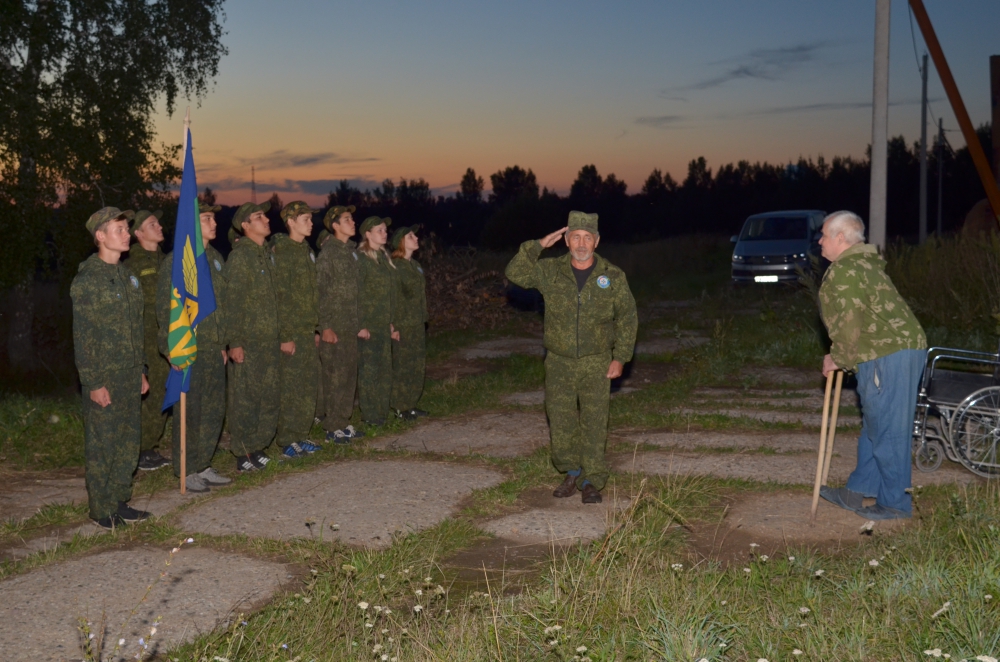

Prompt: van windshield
xmin=739 ymin=216 xmax=809 ymax=241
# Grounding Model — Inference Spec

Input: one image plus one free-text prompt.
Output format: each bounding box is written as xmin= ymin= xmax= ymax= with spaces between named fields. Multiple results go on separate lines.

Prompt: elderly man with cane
xmin=817 ymin=211 xmax=927 ymax=520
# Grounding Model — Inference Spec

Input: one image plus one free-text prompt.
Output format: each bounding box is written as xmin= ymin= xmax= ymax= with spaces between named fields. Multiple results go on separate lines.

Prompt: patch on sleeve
xmin=417 ymin=266 xmax=424 ymax=274
xmin=310 ymin=252 xmax=316 ymax=263
xmin=352 ymin=252 xmax=358 ymax=261
xmin=214 ymin=259 xmax=222 ymax=271
xmin=129 ymin=275 xmax=140 ymax=289
xmin=596 ymin=275 xmax=610 ymax=289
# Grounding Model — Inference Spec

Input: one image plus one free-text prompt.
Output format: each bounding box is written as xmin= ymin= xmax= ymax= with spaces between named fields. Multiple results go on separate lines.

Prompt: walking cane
xmin=811 ymin=370 xmax=843 ymax=521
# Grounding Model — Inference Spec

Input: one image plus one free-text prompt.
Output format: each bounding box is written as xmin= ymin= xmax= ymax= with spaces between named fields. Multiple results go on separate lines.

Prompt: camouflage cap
xmin=233 ymin=201 xmax=271 ymax=230
xmin=358 ymin=215 xmax=391 ymax=236
xmin=322 ymin=205 xmax=356 ymax=232
xmin=281 ymin=200 xmax=320 ymax=222
xmin=567 ymin=210 xmax=598 ymax=235
xmin=87 ymin=206 xmax=135 ymax=236
xmin=390 ymin=224 xmax=421 ymax=250
xmin=199 ymin=203 xmax=222 ymax=215
xmin=130 ymin=209 xmax=163 ymax=235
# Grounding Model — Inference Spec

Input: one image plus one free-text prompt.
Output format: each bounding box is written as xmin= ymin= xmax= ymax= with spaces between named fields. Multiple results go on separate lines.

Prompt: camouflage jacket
xmin=223 ymin=238 xmax=279 ymax=348
xmin=317 ymin=237 xmax=360 ymax=337
xmin=70 ymin=254 xmax=146 ymax=389
xmin=392 ymin=258 xmax=427 ymax=329
xmin=156 ymin=244 xmax=228 ymax=356
xmin=271 ymin=233 xmax=318 ymax=339
xmin=123 ymin=245 xmax=163 ymax=356
xmin=357 ymin=249 xmax=396 ymax=332
xmin=819 ymin=242 xmax=927 ymax=372
xmin=505 ymin=241 xmax=638 ymax=362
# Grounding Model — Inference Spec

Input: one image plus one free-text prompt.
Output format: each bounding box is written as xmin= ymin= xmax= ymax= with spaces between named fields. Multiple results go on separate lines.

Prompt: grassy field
xmin=3 ymin=235 xmax=1000 ymax=661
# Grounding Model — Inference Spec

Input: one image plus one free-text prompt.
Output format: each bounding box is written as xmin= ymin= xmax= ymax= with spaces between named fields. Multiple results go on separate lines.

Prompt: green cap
xmin=228 ymin=225 xmax=240 ymax=246
xmin=281 ymin=200 xmax=320 ymax=222
xmin=87 ymin=207 xmax=135 ymax=236
xmin=359 ymin=215 xmax=390 ymax=236
xmin=233 ymin=201 xmax=271 ymax=232
xmin=130 ymin=209 xmax=163 ymax=236
xmin=567 ymin=210 xmax=598 ymax=234
xmin=199 ymin=203 xmax=222 ymax=215
xmin=322 ymin=205 xmax=356 ymax=232
xmin=390 ymin=224 xmax=421 ymax=250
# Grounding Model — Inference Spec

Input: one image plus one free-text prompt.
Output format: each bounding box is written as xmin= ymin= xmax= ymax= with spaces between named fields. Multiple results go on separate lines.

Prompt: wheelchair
xmin=912 ymin=343 xmax=1000 ymax=478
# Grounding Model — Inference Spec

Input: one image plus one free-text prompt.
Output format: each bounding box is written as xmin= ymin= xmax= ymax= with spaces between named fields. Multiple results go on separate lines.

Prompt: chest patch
xmin=214 ymin=259 xmax=222 ymax=271
xmin=129 ymin=275 xmax=140 ymax=289
xmin=596 ymin=275 xmax=610 ymax=289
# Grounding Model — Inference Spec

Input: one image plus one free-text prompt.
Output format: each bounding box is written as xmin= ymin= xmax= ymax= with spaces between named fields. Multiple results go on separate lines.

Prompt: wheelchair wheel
xmin=914 ymin=439 xmax=944 ymax=472
xmin=950 ymin=386 xmax=1000 ymax=478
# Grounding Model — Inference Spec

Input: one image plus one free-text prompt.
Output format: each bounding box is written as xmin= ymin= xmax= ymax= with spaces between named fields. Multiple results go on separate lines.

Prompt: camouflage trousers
xmin=83 ymin=367 xmax=142 ymax=519
xmin=228 ymin=342 xmax=280 ymax=457
xmin=359 ymin=332 xmax=392 ymax=423
xmin=319 ymin=334 xmax=358 ymax=432
xmin=276 ymin=334 xmax=319 ymax=447
xmin=172 ymin=343 xmax=226 ymax=477
xmin=544 ymin=352 xmax=611 ymax=491
xmin=140 ymin=344 xmax=170 ymax=451
xmin=391 ymin=324 xmax=426 ymax=411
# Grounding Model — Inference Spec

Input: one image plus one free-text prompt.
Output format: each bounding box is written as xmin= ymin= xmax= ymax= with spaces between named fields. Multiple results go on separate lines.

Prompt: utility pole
xmin=251 ymin=165 xmax=257 ymax=204
xmin=869 ymin=0 xmax=891 ymax=249
xmin=992 ymin=55 xmax=999 ymax=187
xmin=919 ymin=53 xmax=929 ymax=243
xmin=937 ymin=117 xmax=943 ymax=235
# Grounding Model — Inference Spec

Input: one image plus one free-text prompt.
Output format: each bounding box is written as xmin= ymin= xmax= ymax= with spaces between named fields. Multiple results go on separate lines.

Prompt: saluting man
xmin=505 ymin=211 xmax=637 ymax=504
xmin=272 ymin=201 xmax=322 ymax=458
xmin=124 ymin=209 xmax=171 ymax=471
xmin=224 ymin=201 xmax=281 ymax=472
xmin=71 ymin=207 xmax=152 ymax=528
xmin=316 ymin=205 xmax=365 ymax=443
xmin=156 ymin=203 xmax=233 ymax=493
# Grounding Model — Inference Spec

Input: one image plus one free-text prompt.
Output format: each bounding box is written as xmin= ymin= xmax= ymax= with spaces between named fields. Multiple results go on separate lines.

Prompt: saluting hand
xmin=538 ymin=226 xmax=568 ymax=249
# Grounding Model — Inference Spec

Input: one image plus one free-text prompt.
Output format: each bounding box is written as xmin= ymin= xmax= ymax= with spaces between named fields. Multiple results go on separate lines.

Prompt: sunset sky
xmin=151 ymin=1 xmax=1000 ymax=206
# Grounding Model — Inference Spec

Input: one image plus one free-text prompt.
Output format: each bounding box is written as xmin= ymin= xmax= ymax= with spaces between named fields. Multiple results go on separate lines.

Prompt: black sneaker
xmin=95 ymin=514 xmax=126 ymax=529
xmin=411 ymin=408 xmax=429 ymax=417
xmin=396 ymin=409 xmax=417 ymax=421
xmin=236 ymin=456 xmax=258 ymax=472
xmin=249 ymin=451 xmax=270 ymax=469
xmin=116 ymin=502 xmax=150 ymax=522
xmin=137 ymin=450 xmax=170 ymax=471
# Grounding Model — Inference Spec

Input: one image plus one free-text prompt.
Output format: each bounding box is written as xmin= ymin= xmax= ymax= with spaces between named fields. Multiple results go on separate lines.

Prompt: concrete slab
xmin=673 ymin=407 xmax=862 ymax=428
xmin=0 ymin=475 xmax=87 ymax=523
xmin=458 ymin=337 xmax=545 ymax=360
xmin=483 ymin=492 xmax=629 ymax=545
xmin=372 ymin=412 xmax=549 ymax=458
xmin=501 ymin=386 xmax=639 ymax=407
xmin=634 ymin=337 xmax=709 ymax=356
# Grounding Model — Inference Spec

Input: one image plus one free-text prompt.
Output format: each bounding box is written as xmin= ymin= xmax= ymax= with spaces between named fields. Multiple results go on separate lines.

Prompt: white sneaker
xmin=185 ymin=473 xmax=210 ymax=493
xmin=198 ymin=467 xmax=232 ymax=486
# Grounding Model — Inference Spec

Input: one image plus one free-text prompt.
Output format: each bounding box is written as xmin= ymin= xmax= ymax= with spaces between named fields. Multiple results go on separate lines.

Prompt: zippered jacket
xmin=271 ymin=233 xmax=319 ymax=340
xmin=505 ymin=240 xmax=637 ymax=363
xmin=223 ymin=238 xmax=278 ymax=348
xmin=357 ymin=249 xmax=396 ymax=332
xmin=392 ymin=258 xmax=427 ymax=329
xmin=819 ymin=242 xmax=926 ymax=372
xmin=317 ymin=238 xmax=360 ymax=337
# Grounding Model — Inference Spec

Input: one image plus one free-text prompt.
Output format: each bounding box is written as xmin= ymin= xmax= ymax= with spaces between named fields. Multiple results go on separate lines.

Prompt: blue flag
xmin=162 ymin=128 xmax=217 ymax=411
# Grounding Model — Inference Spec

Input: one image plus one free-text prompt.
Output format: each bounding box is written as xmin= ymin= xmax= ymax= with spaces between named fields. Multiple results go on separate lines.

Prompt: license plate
xmin=754 ymin=275 xmax=779 ymax=283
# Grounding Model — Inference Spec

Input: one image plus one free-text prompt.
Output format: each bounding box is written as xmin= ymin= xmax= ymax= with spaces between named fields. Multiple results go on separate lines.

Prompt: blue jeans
xmin=845 ymin=349 xmax=926 ymax=513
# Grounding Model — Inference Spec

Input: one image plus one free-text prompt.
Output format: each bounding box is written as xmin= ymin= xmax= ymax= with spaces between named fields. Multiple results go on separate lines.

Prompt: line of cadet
xmin=70 ymin=202 xmax=428 ymax=526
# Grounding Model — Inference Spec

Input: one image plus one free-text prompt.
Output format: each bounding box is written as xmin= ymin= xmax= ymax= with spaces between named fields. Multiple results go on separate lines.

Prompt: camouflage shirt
xmin=223 ymin=238 xmax=278 ymax=348
xmin=271 ymin=233 xmax=319 ymax=339
xmin=505 ymin=241 xmax=638 ymax=363
xmin=357 ymin=249 xmax=396 ymax=332
xmin=392 ymin=258 xmax=427 ymax=329
xmin=123 ymin=245 xmax=163 ymax=356
xmin=317 ymin=237 xmax=360 ymax=337
xmin=156 ymin=244 xmax=228 ymax=355
xmin=819 ymin=242 xmax=927 ymax=372
xmin=70 ymin=254 xmax=146 ymax=389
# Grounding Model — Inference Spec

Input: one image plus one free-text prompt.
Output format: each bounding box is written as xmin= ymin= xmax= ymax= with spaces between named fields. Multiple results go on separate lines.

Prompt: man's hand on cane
xmin=822 ymin=353 xmax=839 ymax=378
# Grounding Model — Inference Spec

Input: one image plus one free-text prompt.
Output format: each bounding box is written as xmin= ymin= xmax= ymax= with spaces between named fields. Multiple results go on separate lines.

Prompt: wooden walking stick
xmin=810 ymin=371 xmax=835 ymax=521
xmin=822 ymin=371 xmax=844 ymax=486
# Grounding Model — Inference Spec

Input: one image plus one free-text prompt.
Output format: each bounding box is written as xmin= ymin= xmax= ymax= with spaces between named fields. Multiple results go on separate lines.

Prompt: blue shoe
xmin=326 ymin=429 xmax=351 ymax=445
xmin=281 ymin=444 xmax=304 ymax=459
xmin=297 ymin=440 xmax=321 ymax=453
xmin=345 ymin=425 xmax=365 ymax=439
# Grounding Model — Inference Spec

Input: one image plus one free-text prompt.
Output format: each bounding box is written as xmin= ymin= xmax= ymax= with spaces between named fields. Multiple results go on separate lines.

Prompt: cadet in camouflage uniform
xmin=155 ymin=204 xmax=233 ymax=492
xmin=817 ymin=211 xmax=927 ymax=520
xmin=388 ymin=225 xmax=429 ymax=420
xmin=224 ymin=201 xmax=280 ymax=471
xmin=272 ymin=201 xmax=322 ymax=458
xmin=506 ymin=212 xmax=637 ymax=504
xmin=356 ymin=216 xmax=399 ymax=426
xmin=316 ymin=205 xmax=365 ymax=442
xmin=71 ymin=207 xmax=151 ymax=528
xmin=124 ymin=209 xmax=171 ymax=471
